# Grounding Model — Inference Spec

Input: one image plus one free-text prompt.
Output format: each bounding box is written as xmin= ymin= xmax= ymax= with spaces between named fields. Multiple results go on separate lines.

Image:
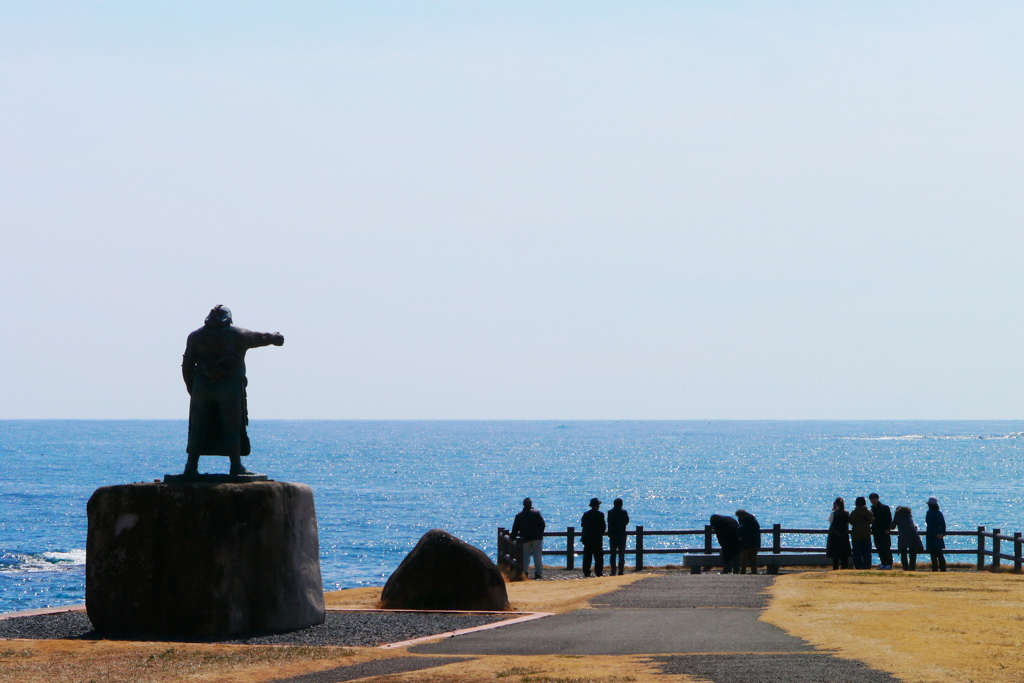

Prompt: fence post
xmin=566 ymin=526 xmax=575 ymax=570
xmin=514 ymin=538 xmax=525 ymax=580
xmin=704 ymin=525 xmax=713 ymax=554
xmin=635 ymin=525 xmax=644 ymax=571
xmin=773 ymin=523 xmax=781 ymax=554
xmin=1015 ymin=532 xmax=1021 ymax=573
xmin=977 ymin=526 xmax=985 ymax=571
xmin=497 ymin=527 xmax=506 ymax=567
xmin=993 ymin=529 xmax=1002 ymax=570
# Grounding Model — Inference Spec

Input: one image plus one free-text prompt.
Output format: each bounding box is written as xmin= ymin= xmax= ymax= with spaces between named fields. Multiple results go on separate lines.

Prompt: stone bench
xmin=682 ymin=553 xmax=832 ymax=574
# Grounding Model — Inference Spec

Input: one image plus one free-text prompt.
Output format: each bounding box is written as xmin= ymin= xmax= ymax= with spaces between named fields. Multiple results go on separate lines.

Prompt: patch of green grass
xmin=0 ymin=650 xmax=33 ymax=659
xmin=926 ymin=587 xmax=1009 ymax=593
xmin=496 ymin=666 xmax=544 ymax=678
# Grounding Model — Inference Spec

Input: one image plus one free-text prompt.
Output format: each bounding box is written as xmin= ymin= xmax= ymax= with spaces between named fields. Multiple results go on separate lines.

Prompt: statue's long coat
xmin=182 ymin=324 xmax=279 ymax=456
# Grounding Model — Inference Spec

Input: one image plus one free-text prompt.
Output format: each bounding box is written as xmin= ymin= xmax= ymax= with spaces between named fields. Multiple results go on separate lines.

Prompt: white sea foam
xmin=842 ymin=432 xmax=1024 ymax=441
xmin=0 ymin=550 xmax=86 ymax=573
xmin=41 ymin=549 xmax=86 ymax=566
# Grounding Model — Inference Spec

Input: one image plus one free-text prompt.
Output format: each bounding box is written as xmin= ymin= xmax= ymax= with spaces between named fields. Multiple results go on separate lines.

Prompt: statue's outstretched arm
xmin=242 ymin=330 xmax=284 ymax=348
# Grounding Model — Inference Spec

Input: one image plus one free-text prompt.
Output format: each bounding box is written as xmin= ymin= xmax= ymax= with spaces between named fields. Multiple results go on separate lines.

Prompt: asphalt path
xmin=407 ymin=572 xmax=907 ymax=682
xmin=275 ymin=656 xmax=470 ymax=683
xmin=411 ymin=573 xmax=808 ymax=656
xmin=412 ymin=606 xmax=808 ymax=656
xmin=592 ymin=573 xmax=774 ymax=609
xmin=649 ymin=653 xmax=905 ymax=683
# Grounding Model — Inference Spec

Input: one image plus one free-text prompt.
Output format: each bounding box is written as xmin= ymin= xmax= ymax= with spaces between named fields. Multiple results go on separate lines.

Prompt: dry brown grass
xmin=0 ymin=640 xmax=370 ymax=683
xmin=324 ymin=586 xmax=384 ymax=609
xmin=359 ymin=653 xmax=693 ymax=683
xmin=763 ymin=569 xmax=1024 ymax=683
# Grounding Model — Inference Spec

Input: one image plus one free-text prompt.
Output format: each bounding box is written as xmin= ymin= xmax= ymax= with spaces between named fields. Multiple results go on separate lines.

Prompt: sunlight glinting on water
xmin=3 ymin=420 xmax=1024 ymax=610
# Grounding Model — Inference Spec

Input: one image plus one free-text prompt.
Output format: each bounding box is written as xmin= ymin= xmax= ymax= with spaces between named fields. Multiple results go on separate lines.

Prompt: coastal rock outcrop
xmin=381 ymin=529 xmax=509 ymax=611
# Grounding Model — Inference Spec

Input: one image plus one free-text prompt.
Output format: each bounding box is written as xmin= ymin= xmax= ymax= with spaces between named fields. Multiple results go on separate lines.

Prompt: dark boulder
xmin=381 ymin=529 xmax=509 ymax=611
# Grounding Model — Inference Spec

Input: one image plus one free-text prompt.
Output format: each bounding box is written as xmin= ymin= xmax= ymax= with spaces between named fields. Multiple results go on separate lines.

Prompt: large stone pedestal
xmin=86 ymin=481 xmax=325 ymax=639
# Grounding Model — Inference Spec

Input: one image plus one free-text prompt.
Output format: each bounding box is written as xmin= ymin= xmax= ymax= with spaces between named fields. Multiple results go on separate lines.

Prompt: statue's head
xmin=204 ymin=305 xmax=232 ymax=327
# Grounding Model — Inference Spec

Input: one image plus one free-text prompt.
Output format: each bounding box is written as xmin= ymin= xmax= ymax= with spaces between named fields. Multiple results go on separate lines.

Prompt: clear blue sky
xmin=2 ymin=2 xmax=1023 ymax=419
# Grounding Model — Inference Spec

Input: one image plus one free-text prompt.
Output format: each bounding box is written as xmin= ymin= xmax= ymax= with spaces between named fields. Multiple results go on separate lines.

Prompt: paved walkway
xmin=277 ymin=656 xmax=470 ymax=683
xmin=410 ymin=573 xmax=905 ymax=683
xmin=411 ymin=574 xmax=806 ymax=656
xmin=277 ymin=573 xmax=906 ymax=683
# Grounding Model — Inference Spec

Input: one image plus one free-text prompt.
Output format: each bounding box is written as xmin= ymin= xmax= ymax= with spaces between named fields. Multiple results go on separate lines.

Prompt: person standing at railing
xmin=925 ymin=497 xmax=947 ymax=572
xmin=827 ymin=497 xmax=853 ymax=569
xmin=869 ymin=493 xmax=894 ymax=570
xmin=710 ymin=514 xmax=740 ymax=574
xmin=607 ymin=498 xmax=630 ymax=576
xmin=891 ymin=506 xmax=924 ymax=571
xmin=581 ymin=498 xmax=606 ymax=577
xmin=510 ymin=497 xmax=546 ymax=580
xmin=736 ymin=509 xmax=761 ymax=574
xmin=849 ymin=496 xmax=874 ymax=569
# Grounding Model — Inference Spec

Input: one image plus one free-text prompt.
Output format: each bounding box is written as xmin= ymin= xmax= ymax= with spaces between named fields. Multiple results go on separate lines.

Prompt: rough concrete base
xmin=86 ymin=481 xmax=325 ymax=639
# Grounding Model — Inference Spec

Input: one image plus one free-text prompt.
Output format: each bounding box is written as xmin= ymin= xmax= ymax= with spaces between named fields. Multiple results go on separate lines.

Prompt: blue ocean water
xmin=3 ymin=420 xmax=1024 ymax=614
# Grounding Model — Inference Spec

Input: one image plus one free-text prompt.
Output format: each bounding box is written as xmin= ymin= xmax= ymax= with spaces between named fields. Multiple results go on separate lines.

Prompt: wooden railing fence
xmin=495 ymin=524 xmax=1023 ymax=579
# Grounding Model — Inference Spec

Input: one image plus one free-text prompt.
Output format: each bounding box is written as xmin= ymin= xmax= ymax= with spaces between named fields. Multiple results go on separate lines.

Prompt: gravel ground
xmin=227 ymin=612 xmax=508 ymax=647
xmin=0 ymin=611 xmax=92 ymax=640
xmin=0 ymin=610 xmax=509 ymax=647
xmin=649 ymin=653 xmax=906 ymax=683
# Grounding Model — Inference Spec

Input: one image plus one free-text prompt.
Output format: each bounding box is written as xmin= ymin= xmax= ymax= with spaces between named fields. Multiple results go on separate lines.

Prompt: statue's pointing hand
xmin=272 ymin=333 xmax=284 ymax=346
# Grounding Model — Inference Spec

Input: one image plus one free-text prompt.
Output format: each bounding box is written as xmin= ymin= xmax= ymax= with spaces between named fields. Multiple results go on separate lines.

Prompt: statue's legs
xmin=187 ymin=379 xmax=255 ymax=475
xmin=229 ymin=454 xmax=254 ymax=476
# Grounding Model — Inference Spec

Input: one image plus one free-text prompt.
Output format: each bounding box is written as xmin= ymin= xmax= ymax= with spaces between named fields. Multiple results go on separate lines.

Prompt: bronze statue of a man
xmin=182 ymin=305 xmax=284 ymax=476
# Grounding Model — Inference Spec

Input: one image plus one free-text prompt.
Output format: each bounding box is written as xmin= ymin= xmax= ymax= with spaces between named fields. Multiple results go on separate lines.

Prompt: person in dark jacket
xmin=710 ymin=514 xmax=740 ymax=574
xmin=607 ymin=498 xmax=630 ymax=576
xmin=869 ymin=492 xmax=893 ymax=570
xmin=735 ymin=509 xmax=761 ymax=574
xmin=891 ymin=506 xmax=924 ymax=571
xmin=827 ymin=497 xmax=852 ymax=569
xmin=580 ymin=498 xmax=606 ymax=577
xmin=848 ymin=496 xmax=874 ymax=569
xmin=510 ymin=497 xmax=546 ymax=579
xmin=925 ymin=496 xmax=947 ymax=572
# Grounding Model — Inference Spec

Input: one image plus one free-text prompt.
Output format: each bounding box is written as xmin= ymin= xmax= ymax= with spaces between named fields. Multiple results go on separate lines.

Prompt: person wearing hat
xmin=510 ymin=497 xmax=546 ymax=579
xmin=181 ymin=305 xmax=284 ymax=477
xmin=580 ymin=498 xmax=606 ymax=577
xmin=925 ymin=496 xmax=947 ymax=572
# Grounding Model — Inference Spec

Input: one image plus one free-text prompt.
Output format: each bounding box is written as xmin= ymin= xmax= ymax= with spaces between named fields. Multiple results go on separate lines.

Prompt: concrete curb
xmin=379 ymin=611 xmax=553 ymax=649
